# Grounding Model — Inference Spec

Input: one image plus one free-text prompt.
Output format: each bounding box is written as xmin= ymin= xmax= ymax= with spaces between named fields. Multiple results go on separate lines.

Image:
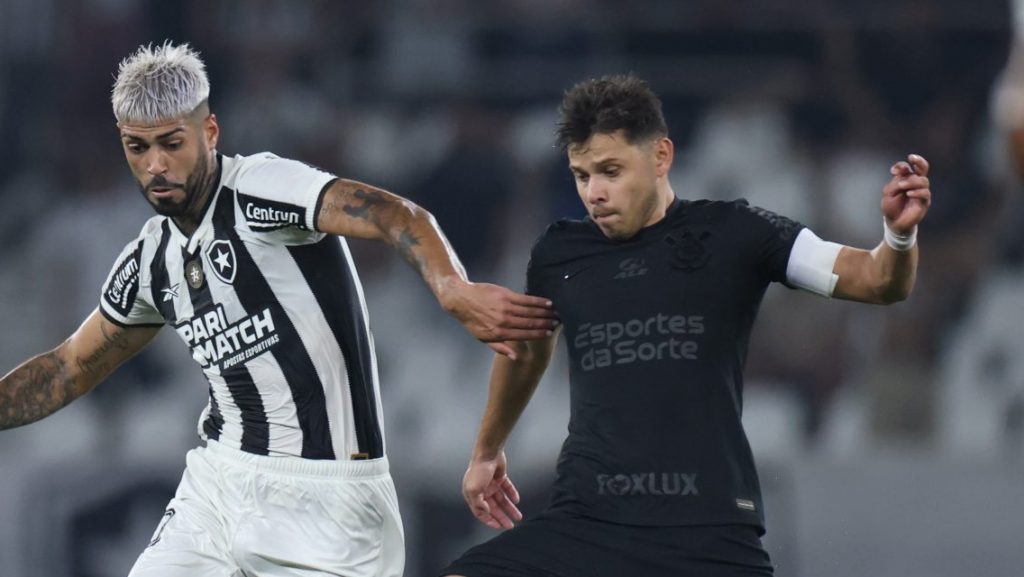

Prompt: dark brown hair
xmin=555 ymin=75 xmax=668 ymax=151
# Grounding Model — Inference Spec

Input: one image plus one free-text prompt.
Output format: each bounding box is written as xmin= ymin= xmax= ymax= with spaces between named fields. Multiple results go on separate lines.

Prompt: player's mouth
xmin=149 ymin=186 xmax=183 ymax=199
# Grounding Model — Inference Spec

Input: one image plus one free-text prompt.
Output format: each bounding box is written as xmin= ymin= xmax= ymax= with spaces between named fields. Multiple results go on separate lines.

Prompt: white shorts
xmin=128 ymin=441 xmax=404 ymax=577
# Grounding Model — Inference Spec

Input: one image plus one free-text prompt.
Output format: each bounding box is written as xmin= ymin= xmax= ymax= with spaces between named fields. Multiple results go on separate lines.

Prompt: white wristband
xmin=883 ymin=219 xmax=917 ymax=251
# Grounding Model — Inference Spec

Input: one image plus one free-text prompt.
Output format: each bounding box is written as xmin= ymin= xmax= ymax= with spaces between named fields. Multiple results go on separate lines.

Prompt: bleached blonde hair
xmin=111 ymin=41 xmax=210 ymax=125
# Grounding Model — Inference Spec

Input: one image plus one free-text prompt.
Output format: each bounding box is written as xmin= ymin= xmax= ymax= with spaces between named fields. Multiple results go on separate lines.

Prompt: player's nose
xmin=145 ymin=149 xmax=169 ymax=175
xmin=583 ymin=179 xmax=607 ymax=205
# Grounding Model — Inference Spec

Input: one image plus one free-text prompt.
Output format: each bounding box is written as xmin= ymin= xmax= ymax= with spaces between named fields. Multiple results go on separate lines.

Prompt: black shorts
xmin=439 ymin=511 xmax=773 ymax=577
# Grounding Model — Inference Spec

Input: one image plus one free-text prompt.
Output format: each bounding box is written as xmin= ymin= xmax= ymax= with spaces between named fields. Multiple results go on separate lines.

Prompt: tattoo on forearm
xmin=75 ymin=322 xmax=131 ymax=378
xmin=0 ymin=349 xmax=72 ymax=430
xmin=397 ymin=229 xmax=426 ymax=273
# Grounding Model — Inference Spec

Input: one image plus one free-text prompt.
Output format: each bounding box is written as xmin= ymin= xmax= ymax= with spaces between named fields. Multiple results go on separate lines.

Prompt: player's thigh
xmin=128 ymin=450 xmax=237 ymax=577
xmin=235 ymin=473 xmax=404 ymax=577
xmin=127 ymin=499 xmax=237 ymax=577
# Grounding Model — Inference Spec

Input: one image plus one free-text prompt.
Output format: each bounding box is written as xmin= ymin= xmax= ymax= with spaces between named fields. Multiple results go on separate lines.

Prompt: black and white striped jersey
xmin=99 ymin=152 xmax=384 ymax=461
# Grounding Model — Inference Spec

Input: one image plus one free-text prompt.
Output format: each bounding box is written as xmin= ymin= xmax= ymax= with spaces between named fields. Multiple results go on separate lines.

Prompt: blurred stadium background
xmin=2 ymin=1 xmax=1023 ymax=575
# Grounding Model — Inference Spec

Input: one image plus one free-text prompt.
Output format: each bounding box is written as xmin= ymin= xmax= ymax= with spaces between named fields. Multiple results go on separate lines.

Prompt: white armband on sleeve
xmin=785 ymin=228 xmax=844 ymax=297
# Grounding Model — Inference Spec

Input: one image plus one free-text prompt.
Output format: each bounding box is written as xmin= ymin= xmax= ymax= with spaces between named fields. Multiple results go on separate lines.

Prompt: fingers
xmin=505 ymin=303 xmax=559 ymax=322
xmin=488 ymin=341 xmax=517 ymax=360
xmin=469 ymin=493 xmax=502 ymax=530
xmin=505 ymin=291 xmax=555 ymax=310
xmin=884 ymin=174 xmax=930 ymax=198
xmin=500 ymin=476 xmax=521 ymax=505
xmin=908 ymin=153 xmax=929 ymax=176
xmin=466 ymin=484 xmax=521 ymax=529
xmin=485 ymin=489 xmax=521 ymax=529
xmin=890 ymin=154 xmax=929 ymax=177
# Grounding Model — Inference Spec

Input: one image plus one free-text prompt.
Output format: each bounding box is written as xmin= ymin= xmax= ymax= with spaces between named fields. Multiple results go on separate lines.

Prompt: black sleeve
xmin=732 ymin=201 xmax=804 ymax=284
xmin=525 ymin=227 xmax=557 ymax=299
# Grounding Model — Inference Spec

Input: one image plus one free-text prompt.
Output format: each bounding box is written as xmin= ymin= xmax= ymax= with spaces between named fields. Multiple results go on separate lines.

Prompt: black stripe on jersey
xmin=149 ymin=220 xmax=176 ymax=322
xmin=221 ymin=364 xmax=270 ymax=453
xmin=216 ymin=187 xmax=336 ymax=460
xmin=290 ymin=238 xmax=383 ymax=459
xmin=183 ymin=218 xmax=270 ymax=455
xmin=202 ymin=383 xmax=224 ymax=441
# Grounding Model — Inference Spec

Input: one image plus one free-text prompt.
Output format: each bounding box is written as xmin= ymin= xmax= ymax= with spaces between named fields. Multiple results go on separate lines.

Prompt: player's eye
xmin=164 ymin=141 xmax=183 ymax=151
xmin=125 ymin=142 xmax=146 ymax=153
xmin=574 ymin=172 xmax=589 ymax=183
xmin=604 ymin=167 xmax=620 ymax=177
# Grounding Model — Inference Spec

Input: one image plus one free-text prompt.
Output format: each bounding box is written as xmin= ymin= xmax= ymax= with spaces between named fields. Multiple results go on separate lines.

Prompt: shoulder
xmin=228 ymin=152 xmax=334 ymax=190
xmin=698 ymin=198 xmax=805 ymax=242
xmin=528 ymin=216 xmax=598 ymax=266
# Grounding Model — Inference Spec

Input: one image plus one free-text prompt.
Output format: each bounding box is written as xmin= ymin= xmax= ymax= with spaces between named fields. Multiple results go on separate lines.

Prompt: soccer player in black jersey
xmin=0 ymin=42 xmax=557 ymax=577
xmin=441 ymin=75 xmax=931 ymax=577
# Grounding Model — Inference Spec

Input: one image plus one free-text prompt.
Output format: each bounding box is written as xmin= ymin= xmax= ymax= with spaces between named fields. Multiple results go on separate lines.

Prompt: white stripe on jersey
xmin=240 ymin=231 xmax=358 ymax=459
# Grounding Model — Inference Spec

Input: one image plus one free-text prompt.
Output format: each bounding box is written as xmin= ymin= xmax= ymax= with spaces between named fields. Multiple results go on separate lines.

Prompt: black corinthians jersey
xmin=100 ymin=152 xmax=384 ymax=461
xmin=527 ymin=198 xmax=802 ymax=530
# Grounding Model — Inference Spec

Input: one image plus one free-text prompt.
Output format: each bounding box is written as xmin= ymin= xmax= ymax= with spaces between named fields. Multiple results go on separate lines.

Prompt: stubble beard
xmin=139 ymin=150 xmax=213 ymax=219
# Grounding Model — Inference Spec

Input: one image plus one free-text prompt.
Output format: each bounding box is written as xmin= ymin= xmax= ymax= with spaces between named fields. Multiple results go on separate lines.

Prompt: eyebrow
xmin=121 ymin=127 xmax=186 ymax=141
xmin=570 ymin=157 xmax=621 ymax=172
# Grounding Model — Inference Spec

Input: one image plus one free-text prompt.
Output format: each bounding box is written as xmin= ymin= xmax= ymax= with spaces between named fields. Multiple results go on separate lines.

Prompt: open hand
xmin=462 ymin=452 xmax=522 ymax=530
xmin=882 ymin=154 xmax=932 ymax=234
xmin=441 ymin=281 xmax=558 ymax=359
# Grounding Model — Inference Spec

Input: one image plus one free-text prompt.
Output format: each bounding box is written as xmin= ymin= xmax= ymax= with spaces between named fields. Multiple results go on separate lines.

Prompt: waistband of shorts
xmin=201 ymin=439 xmax=390 ymax=479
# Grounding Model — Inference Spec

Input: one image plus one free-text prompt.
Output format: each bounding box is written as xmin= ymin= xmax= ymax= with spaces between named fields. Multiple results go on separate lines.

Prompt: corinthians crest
xmin=205 ymin=239 xmax=237 ymax=284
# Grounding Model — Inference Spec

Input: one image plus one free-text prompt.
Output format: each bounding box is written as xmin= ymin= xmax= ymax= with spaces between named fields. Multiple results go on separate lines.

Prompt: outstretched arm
xmin=462 ymin=331 xmax=560 ymax=529
xmin=832 ymin=154 xmax=931 ymax=304
xmin=0 ymin=309 xmax=160 ymax=430
xmin=315 ymin=179 xmax=557 ymax=358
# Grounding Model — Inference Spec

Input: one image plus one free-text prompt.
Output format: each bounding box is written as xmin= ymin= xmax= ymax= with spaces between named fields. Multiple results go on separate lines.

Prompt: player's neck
xmin=648 ymin=182 xmax=677 ymax=225
xmin=173 ymin=154 xmax=220 ymax=236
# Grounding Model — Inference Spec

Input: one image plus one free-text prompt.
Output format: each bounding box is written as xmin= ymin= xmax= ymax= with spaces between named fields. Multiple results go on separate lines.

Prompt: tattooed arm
xmin=0 ymin=309 xmax=159 ymax=430
xmin=315 ymin=179 xmax=557 ymax=358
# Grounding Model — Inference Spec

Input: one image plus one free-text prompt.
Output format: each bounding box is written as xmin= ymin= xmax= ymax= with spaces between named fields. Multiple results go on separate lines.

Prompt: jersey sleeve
xmin=99 ymin=237 xmax=163 ymax=327
xmin=732 ymin=201 xmax=804 ymax=285
xmin=525 ymin=228 xmax=557 ymax=299
xmin=234 ymin=153 xmax=338 ymax=233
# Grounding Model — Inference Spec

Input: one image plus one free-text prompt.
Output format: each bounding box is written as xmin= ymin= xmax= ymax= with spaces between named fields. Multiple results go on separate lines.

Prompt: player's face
xmin=568 ymin=131 xmax=673 ymax=240
xmin=119 ymin=113 xmax=219 ymax=220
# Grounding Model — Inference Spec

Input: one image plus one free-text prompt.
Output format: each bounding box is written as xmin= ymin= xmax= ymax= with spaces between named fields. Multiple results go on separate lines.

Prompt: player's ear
xmin=204 ymin=114 xmax=220 ymax=149
xmin=653 ymin=137 xmax=674 ymax=177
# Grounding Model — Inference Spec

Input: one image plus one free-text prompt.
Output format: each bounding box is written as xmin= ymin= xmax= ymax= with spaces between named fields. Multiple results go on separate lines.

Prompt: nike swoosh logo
xmin=563 ymin=265 xmax=594 ymax=281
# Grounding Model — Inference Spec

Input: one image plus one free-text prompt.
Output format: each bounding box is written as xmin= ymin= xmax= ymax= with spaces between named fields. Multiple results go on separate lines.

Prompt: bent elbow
xmin=876 ymin=280 xmax=914 ymax=305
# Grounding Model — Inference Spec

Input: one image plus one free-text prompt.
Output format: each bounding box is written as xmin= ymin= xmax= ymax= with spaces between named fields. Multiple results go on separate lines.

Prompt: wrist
xmin=436 ymin=276 xmax=470 ymax=312
xmin=883 ymin=218 xmax=917 ymax=251
xmin=472 ymin=444 xmax=503 ymax=462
